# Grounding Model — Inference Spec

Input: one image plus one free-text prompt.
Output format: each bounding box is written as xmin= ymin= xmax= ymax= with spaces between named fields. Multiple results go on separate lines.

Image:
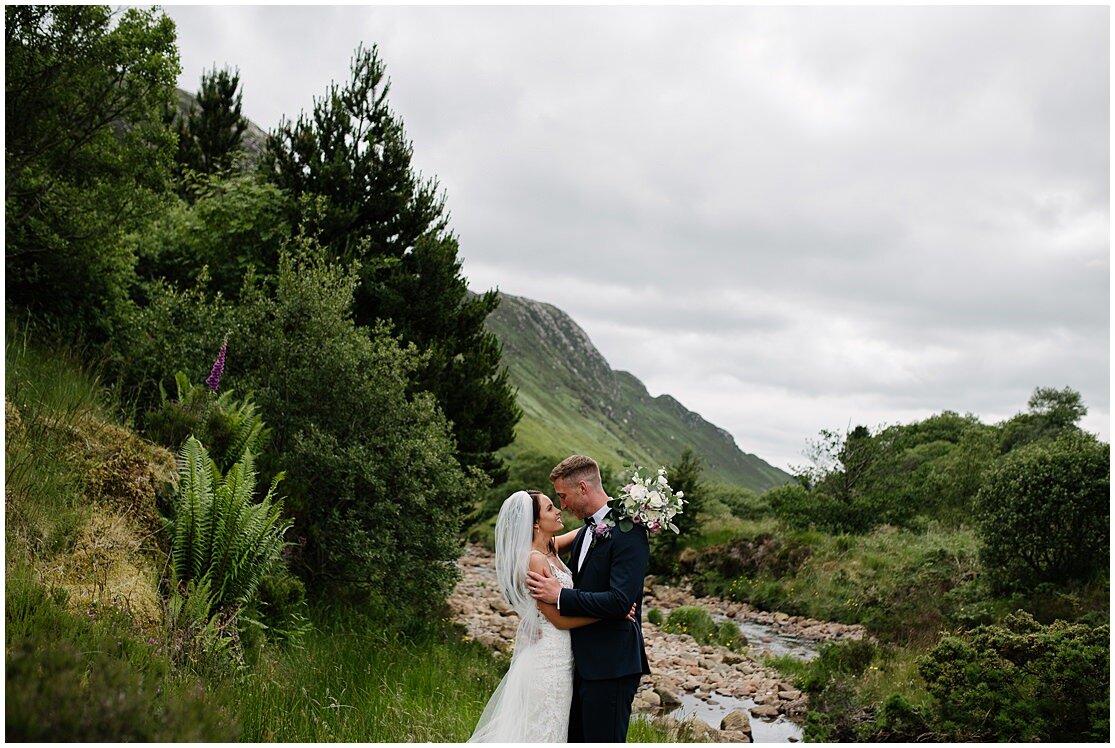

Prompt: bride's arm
xmin=553 ymin=529 xmax=579 ymax=555
xmin=528 ymin=555 xmax=635 ymax=630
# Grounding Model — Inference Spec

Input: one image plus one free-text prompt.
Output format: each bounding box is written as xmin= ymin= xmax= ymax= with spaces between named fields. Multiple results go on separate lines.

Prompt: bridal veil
xmin=468 ymin=490 xmax=561 ymax=742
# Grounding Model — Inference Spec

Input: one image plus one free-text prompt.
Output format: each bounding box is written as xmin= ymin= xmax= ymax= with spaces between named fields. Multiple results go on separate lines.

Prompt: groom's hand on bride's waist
xmin=526 ymin=570 xmax=560 ymax=605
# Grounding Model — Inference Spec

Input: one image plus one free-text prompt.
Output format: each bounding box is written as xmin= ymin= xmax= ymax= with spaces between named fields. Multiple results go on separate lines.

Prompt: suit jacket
xmin=559 ymin=515 xmax=651 ymax=681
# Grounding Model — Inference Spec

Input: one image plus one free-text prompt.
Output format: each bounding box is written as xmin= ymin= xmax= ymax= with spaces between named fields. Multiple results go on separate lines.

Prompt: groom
xmin=527 ymin=454 xmax=651 ymax=743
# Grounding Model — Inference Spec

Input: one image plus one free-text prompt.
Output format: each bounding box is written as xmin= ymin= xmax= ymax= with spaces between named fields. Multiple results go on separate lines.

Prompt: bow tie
xmin=583 ymin=516 xmax=596 ymax=527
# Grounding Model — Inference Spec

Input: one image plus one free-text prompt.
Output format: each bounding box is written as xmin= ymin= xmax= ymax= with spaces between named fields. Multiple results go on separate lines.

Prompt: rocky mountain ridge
xmin=485 ymin=292 xmax=790 ymax=491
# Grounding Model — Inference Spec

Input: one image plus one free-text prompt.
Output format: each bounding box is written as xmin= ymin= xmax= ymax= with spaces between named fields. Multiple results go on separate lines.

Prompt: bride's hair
xmin=526 ymin=490 xmax=544 ymax=522
xmin=525 ymin=489 xmax=558 ymax=554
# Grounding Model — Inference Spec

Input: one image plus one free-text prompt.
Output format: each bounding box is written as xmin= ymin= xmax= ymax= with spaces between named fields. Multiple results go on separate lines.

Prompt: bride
xmin=468 ymin=490 xmax=635 ymax=743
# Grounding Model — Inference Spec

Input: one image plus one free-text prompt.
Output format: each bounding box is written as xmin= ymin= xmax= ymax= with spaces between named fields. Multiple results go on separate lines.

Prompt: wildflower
xmin=206 ymin=336 xmax=228 ymax=391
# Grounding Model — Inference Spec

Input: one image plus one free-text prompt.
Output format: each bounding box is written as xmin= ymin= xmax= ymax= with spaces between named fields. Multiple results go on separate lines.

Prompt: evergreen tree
xmin=175 ymin=66 xmax=248 ymax=183
xmin=261 ymin=44 xmax=519 ymax=483
xmin=5 ymin=5 xmax=179 ymax=339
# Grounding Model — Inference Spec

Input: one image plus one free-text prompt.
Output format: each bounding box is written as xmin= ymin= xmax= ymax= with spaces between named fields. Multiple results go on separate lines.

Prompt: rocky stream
xmin=448 ymin=544 xmax=868 ymax=743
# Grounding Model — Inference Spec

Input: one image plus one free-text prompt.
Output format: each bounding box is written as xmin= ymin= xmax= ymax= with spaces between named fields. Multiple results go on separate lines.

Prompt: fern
xmin=170 ymin=436 xmax=291 ymax=611
xmin=222 ymin=395 xmax=267 ymax=469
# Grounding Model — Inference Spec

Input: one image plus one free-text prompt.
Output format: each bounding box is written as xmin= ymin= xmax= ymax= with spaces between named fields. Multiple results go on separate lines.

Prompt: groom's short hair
xmin=550 ymin=455 xmax=601 ymax=488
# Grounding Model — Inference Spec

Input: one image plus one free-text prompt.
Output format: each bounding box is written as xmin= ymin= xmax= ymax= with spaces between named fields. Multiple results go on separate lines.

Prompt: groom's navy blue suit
xmin=560 ymin=512 xmax=651 ymax=742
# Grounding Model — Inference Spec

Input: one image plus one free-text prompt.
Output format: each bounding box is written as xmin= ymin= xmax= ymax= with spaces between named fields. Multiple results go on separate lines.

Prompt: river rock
xmin=750 ymin=704 xmax=781 ymax=719
xmin=780 ymin=688 xmax=802 ymax=700
xmin=632 ymin=689 xmax=660 ymax=713
xmin=654 ymin=685 xmax=682 ymax=707
xmin=720 ymin=709 xmax=752 ymax=736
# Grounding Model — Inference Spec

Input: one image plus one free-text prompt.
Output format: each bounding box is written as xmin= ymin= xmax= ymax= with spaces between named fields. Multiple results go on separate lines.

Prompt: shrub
xmin=919 ymin=611 xmax=1109 ymax=741
xmin=145 ymin=369 xmax=268 ymax=475
xmin=663 ymin=605 xmax=716 ymax=641
xmin=706 ymin=483 xmax=768 ymax=521
xmin=873 ymin=693 xmax=932 ymax=741
xmin=975 ymin=430 xmax=1109 ymax=592
xmin=115 ymin=249 xmax=482 ymax=616
xmin=768 ymin=483 xmax=874 ymax=534
xmin=647 ymin=607 xmax=664 ymax=627
xmin=798 ymin=639 xmax=878 ymax=694
xmin=232 ymin=251 xmax=480 ymax=614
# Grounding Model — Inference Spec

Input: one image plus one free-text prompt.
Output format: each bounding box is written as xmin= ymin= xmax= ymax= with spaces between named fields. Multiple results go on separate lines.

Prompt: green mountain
xmin=485 ymin=291 xmax=791 ymax=492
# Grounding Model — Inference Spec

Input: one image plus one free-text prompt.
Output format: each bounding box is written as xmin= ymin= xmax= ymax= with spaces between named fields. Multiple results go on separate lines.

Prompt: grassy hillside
xmin=485 ymin=291 xmax=790 ymax=491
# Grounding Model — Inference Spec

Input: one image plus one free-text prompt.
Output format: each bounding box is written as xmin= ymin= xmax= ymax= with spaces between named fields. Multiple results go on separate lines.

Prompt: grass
xmin=221 ymin=607 xmax=505 ymax=741
xmin=222 ymin=606 xmax=677 ymax=742
xmin=5 ymin=324 xmax=109 ymax=560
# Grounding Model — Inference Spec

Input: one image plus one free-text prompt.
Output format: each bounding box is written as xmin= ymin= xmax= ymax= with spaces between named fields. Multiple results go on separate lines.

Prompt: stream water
xmin=662 ymin=616 xmax=821 ymax=742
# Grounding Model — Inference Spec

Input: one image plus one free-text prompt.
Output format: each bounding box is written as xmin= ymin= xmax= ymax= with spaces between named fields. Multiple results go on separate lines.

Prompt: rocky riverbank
xmin=448 ymin=544 xmax=868 ymax=743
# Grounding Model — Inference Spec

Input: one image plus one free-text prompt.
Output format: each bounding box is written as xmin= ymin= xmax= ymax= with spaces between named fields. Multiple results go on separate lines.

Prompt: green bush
xmin=132 ymin=172 xmax=292 ymax=299
xmin=798 ymin=639 xmax=879 ymax=694
xmin=6 ymin=5 xmax=179 ymax=341
xmin=873 ymin=693 xmax=931 ymax=741
xmin=145 ymin=370 xmax=268 ymax=476
xmin=975 ymin=430 xmax=1109 ymax=592
xmin=706 ymin=483 xmax=768 ymax=520
xmin=663 ymin=605 xmax=716 ymax=641
xmin=919 ymin=611 xmax=1108 ymax=741
xmin=232 ymin=251 xmax=481 ymax=614
xmin=768 ymin=483 xmax=874 ymax=534
xmin=647 ymin=607 xmax=664 ymax=627
xmin=113 ymin=249 xmax=480 ymax=616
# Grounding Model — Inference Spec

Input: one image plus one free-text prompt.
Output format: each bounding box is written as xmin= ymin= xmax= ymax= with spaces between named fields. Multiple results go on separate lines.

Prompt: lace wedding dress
xmin=469 ymin=551 xmax=573 ymax=742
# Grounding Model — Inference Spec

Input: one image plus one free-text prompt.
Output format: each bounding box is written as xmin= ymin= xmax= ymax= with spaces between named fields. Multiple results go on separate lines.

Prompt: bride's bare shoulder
xmin=527 ymin=551 xmax=552 ymax=575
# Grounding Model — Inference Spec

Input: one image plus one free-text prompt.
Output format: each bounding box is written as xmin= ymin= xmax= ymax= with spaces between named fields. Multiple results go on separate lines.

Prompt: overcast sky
xmin=164 ymin=5 xmax=1109 ymax=471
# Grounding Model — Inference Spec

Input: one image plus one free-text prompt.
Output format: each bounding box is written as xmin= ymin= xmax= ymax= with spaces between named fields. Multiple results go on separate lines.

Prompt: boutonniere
xmin=588 ymin=517 xmax=614 ymax=550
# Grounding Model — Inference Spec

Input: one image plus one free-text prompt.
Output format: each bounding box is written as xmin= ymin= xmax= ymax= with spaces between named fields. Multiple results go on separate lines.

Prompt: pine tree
xmin=175 ymin=66 xmax=248 ymax=183
xmin=261 ymin=44 xmax=519 ymax=484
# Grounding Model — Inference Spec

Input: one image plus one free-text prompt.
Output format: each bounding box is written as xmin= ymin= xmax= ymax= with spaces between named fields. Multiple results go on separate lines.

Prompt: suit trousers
xmin=568 ymin=670 xmax=642 ymax=743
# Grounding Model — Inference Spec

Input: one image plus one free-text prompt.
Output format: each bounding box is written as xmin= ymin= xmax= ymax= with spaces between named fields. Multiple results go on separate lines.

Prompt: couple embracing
xmin=469 ymin=455 xmax=651 ymax=743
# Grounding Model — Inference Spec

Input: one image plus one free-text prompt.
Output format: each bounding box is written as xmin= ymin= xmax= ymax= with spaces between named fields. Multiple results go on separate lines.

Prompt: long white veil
xmin=469 ymin=490 xmax=552 ymax=742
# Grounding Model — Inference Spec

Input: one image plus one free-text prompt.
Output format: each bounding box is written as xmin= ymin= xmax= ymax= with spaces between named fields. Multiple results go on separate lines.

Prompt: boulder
xmin=632 ymin=690 xmax=661 ymax=713
xmin=720 ymin=709 xmax=752 ymax=736
xmin=750 ymin=704 xmax=781 ymax=719
xmin=654 ymin=684 xmax=682 ymax=707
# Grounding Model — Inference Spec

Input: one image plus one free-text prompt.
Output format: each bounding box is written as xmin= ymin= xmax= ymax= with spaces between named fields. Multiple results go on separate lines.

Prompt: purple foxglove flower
xmin=205 ymin=336 xmax=228 ymax=391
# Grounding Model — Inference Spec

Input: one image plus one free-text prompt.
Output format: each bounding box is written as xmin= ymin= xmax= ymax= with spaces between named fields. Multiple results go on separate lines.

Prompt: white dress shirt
xmin=559 ymin=504 xmax=612 ymax=611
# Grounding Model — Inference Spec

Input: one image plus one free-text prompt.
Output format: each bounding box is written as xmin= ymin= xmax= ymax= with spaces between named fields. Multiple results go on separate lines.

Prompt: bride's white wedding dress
xmin=469 ymin=552 xmax=573 ymax=743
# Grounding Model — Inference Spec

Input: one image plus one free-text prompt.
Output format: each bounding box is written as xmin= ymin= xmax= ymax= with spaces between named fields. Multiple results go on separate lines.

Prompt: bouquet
xmin=600 ymin=465 xmax=685 ymax=537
